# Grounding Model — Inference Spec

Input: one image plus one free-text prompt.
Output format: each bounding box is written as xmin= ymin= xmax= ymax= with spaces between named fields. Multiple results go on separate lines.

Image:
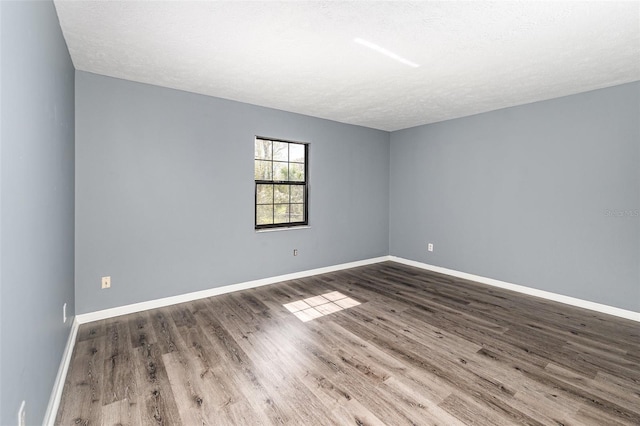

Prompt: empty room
xmin=1 ymin=1 xmax=639 ymax=425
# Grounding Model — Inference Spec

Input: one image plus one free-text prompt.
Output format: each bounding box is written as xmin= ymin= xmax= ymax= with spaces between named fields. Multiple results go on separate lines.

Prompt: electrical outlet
xmin=18 ymin=400 xmax=26 ymax=426
xmin=101 ymin=276 xmax=111 ymax=289
xmin=293 ymin=249 xmax=298 ymax=256
xmin=428 ymin=243 xmax=434 ymax=252
xmin=63 ymin=303 xmax=67 ymax=323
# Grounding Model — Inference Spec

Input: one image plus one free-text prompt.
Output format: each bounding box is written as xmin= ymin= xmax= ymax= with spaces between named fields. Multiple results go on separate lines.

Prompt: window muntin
xmin=255 ymin=137 xmax=308 ymax=229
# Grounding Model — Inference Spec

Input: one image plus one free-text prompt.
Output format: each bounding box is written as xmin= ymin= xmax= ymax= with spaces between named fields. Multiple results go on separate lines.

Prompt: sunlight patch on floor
xmin=283 ymin=291 xmax=361 ymax=322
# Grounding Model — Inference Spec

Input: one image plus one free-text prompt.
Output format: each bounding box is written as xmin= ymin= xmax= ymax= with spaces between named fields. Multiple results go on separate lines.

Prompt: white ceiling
xmin=54 ymin=1 xmax=640 ymax=131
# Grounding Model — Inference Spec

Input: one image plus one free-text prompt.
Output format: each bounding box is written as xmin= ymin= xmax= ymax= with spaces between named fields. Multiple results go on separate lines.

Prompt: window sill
xmin=255 ymin=225 xmax=311 ymax=234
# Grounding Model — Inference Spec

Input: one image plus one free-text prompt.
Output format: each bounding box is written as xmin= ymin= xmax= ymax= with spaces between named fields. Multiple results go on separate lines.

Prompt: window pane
xmin=273 ymin=162 xmax=289 ymax=181
xmin=289 ymin=163 xmax=304 ymax=182
xmin=274 ymin=204 xmax=289 ymax=224
xmin=256 ymin=184 xmax=273 ymax=204
xmin=256 ymin=205 xmax=273 ymax=225
xmin=291 ymin=203 xmax=304 ymax=222
xmin=255 ymin=160 xmax=272 ymax=180
xmin=255 ymin=139 xmax=272 ymax=160
xmin=273 ymin=142 xmax=288 ymax=161
xmin=274 ymin=184 xmax=290 ymax=203
xmin=291 ymin=185 xmax=304 ymax=203
xmin=255 ymin=138 xmax=307 ymax=229
xmin=290 ymin=143 xmax=305 ymax=163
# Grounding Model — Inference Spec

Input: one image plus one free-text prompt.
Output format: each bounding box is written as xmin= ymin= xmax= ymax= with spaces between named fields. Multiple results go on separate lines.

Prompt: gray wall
xmin=75 ymin=71 xmax=390 ymax=314
xmin=0 ymin=1 xmax=75 ymax=424
xmin=390 ymin=82 xmax=640 ymax=312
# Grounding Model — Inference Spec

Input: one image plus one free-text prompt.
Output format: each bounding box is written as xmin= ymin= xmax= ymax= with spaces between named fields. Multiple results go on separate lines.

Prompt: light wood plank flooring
xmin=56 ymin=262 xmax=640 ymax=425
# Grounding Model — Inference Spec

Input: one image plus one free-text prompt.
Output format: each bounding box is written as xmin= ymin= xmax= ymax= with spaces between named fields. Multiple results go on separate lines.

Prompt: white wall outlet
xmin=101 ymin=276 xmax=111 ymax=289
xmin=428 ymin=243 xmax=434 ymax=252
xmin=18 ymin=400 xmax=26 ymax=426
xmin=293 ymin=249 xmax=298 ymax=256
xmin=63 ymin=303 xmax=67 ymax=323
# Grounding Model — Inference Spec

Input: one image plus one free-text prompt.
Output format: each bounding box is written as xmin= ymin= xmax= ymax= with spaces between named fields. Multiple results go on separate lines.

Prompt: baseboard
xmin=76 ymin=254 xmax=639 ymax=325
xmin=42 ymin=317 xmax=79 ymax=426
xmin=389 ymin=256 xmax=640 ymax=322
xmin=76 ymin=256 xmax=391 ymax=324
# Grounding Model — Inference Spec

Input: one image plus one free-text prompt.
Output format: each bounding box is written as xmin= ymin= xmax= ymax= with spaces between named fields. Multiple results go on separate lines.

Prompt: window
xmin=255 ymin=137 xmax=308 ymax=229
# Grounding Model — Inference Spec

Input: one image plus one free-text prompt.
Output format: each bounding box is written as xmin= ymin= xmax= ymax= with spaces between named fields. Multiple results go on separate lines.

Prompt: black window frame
xmin=254 ymin=136 xmax=309 ymax=230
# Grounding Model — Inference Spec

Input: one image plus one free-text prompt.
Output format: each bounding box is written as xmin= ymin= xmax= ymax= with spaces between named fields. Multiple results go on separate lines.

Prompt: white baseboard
xmin=76 ymin=254 xmax=639 ymax=325
xmin=43 ymin=317 xmax=79 ymax=426
xmin=389 ymin=256 xmax=640 ymax=322
xmin=76 ymin=256 xmax=390 ymax=324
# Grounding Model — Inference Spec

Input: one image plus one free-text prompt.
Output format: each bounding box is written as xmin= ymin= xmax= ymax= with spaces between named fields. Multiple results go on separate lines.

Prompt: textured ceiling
xmin=54 ymin=1 xmax=640 ymax=131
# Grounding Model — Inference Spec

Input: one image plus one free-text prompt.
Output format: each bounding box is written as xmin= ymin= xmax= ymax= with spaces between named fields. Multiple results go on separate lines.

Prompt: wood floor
xmin=56 ymin=262 xmax=640 ymax=425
